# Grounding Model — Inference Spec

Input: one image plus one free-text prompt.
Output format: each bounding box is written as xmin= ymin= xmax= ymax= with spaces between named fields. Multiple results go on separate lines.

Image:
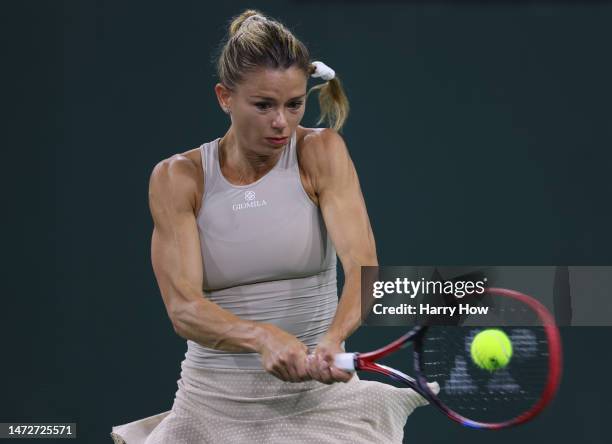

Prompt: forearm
xmin=325 ymin=268 xmax=366 ymax=343
xmin=172 ymin=294 xmax=266 ymax=353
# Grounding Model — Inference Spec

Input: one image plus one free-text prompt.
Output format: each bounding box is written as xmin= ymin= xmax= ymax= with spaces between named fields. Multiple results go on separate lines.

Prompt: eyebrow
xmin=250 ymin=94 xmax=306 ymax=101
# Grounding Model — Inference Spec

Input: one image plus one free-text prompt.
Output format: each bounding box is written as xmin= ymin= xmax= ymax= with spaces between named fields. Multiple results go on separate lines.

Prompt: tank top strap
xmin=199 ymin=137 xmax=222 ymax=198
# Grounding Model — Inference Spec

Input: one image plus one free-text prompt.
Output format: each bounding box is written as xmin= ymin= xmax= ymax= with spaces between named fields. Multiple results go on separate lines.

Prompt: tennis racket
xmin=334 ymin=287 xmax=562 ymax=429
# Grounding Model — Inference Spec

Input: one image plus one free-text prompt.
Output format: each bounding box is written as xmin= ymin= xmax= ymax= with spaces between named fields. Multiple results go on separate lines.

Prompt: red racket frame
xmin=352 ymin=287 xmax=563 ymax=429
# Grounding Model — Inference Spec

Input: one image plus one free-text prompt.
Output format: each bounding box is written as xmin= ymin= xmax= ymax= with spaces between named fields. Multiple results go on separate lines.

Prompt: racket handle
xmin=333 ymin=353 xmax=356 ymax=372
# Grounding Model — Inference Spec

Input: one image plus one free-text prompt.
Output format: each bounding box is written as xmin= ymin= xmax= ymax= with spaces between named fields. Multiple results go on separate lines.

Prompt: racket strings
xmin=420 ymin=326 xmax=550 ymax=422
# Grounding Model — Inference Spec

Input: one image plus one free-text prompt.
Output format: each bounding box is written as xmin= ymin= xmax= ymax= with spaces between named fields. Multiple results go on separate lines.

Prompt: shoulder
xmin=296 ymin=126 xmax=351 ymax=178
xmin=149 ymin=148 xmax=203 ymax=212
xmin=150 ymin=150 xmax=201 ymax=190
xmin=298 ymin=126 xmax=348 ymax=157
xmin=297 ymin=128 xmax=353 ymax=189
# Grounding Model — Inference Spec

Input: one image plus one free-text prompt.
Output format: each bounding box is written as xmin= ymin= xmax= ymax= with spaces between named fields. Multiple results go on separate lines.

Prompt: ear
xmin=214 ymin=83 xmax=232 ymax=113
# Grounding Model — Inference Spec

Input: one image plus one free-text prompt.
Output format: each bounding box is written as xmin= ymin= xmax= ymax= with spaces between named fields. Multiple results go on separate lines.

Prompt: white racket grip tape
xmin=333 ymin=353 xmax=356 ymax=372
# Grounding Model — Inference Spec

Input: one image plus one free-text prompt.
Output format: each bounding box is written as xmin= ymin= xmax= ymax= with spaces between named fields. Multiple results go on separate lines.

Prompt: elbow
xmin=169 ymin=313 xmax=186 ymax=339
xmin=167 ymin=282 xmax=202 ymax=339
xmin=365 ymin=254 xmax=379 ymax=267
xmin=169 ymin=302 xmax=193 ymax=340
xmin=171 ymin=319 xmax=187 ymax=339
xmin=343 ymin=254 xmax=378 ymax=277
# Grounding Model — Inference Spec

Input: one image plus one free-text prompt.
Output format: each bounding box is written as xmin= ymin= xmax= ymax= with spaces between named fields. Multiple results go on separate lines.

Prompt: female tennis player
xmin=111 ymin=10 xmax=434 ymax=443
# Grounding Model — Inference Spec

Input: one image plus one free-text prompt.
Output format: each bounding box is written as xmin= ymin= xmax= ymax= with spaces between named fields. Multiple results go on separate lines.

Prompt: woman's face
xmin=218 ymin=66 xmax=308 ymax=152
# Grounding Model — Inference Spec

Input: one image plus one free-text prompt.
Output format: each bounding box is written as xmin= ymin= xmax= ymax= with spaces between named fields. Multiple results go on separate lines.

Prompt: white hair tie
xmin=311 ymin=61 xmax=335 ymax=81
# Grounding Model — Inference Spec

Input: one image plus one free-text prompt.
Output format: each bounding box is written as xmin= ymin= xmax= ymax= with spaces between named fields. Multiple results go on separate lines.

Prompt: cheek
xmin=233 ymin=107 xmax=264 ymax=126
xmin=290 ymin=108 xmax=306 ymax=122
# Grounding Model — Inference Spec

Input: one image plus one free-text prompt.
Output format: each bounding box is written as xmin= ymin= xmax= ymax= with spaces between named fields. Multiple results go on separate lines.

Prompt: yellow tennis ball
xmin=470 ymin=329 xmax=513 ymax=371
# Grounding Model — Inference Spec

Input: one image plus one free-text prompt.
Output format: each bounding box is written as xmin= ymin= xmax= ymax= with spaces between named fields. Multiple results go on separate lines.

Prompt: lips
xmin=266 ymin=137 xmax=289 ymax=144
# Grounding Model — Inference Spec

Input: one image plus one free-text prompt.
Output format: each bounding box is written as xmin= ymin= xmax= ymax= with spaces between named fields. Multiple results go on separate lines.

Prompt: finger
xmin=330 ymin=366 xmax=353 ymax=383
xmin=263 ymin=360 xmax=282 ymax=381
xmin=286 ymin=357 xmax=304 ymax=382
xmin=267 ymin=367 xmax=286 ymax=382
xmin=294 ymin=355 xmax=311 ymax=381
xmin=318 ymin=359 xmax=334 ymax=384
xmin=320 ymin=350 xmax=335 ymax=364
xmin=296 ymin=346 xmax=312 ymax=381
xmin=307 ymin=354 xmax=322 ymax=381
xmin=273 ymin=362 xmax=291 ymax=382
xmin=311 ymin=355 xmax=331 ymax=383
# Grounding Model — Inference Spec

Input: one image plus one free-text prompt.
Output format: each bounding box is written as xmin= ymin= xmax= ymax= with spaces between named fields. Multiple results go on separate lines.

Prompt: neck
xmin=219 ymin=128 xmax=288 ymax=185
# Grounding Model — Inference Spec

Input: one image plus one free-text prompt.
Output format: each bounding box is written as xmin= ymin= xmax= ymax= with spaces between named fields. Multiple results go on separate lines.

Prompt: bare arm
xmin=148 ymin=155 xmax=311 ymax=381
xmin=308 ymin=129 xmax=378 ymax=341
xmin=149 ymin=155 xmax=262 ymax=352
xmin=302 ymin=129 xmax=378 ymax=382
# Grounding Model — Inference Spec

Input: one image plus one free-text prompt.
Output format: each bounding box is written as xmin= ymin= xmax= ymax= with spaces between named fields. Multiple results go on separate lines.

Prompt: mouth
xmin=265 ymin=136 xmax=289 ymax=145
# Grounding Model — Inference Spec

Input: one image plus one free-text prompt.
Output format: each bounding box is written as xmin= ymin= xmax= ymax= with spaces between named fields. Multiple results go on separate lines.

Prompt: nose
xmin=271 ymin=109 xmax=287 ymax=130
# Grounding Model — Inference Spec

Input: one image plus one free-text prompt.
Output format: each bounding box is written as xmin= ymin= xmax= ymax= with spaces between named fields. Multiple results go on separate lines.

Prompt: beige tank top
xmin=184 ymin=130 xmax=338 ymax=369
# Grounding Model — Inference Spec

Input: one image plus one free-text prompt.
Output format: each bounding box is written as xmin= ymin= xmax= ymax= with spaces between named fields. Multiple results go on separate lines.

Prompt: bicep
xmin=315 ymin=132 xmax=378 ymax=274
xmin=149 ymin=158 xmax=204 ymax=321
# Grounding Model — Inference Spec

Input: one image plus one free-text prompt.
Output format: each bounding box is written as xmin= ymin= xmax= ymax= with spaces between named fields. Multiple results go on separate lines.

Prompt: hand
xmin=308 ymin=336 xmax=353 ymax=384
xmin=255 ymin=324 xmax=312 ymax=382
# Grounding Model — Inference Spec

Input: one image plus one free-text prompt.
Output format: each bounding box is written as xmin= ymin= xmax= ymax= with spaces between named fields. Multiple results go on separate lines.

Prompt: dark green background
xmin=2 ymin=1 xmax=611 ymax=443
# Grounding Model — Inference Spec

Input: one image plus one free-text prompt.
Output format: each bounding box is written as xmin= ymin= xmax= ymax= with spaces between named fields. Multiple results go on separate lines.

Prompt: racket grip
xmin=333 ymin=353 xmax=356 ymax=372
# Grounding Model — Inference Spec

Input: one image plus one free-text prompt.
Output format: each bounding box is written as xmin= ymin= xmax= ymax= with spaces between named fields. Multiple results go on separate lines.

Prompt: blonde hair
xmin=216 ymin=9 xmax=350 ymax=132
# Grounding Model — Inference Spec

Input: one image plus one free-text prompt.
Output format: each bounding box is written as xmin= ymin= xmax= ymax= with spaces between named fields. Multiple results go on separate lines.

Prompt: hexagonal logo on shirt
xmin=232 ymin=190 xmax=268 ymax=211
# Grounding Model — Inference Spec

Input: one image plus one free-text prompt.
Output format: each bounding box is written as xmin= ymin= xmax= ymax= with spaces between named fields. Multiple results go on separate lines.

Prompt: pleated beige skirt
xmin=111 ymin=361 xmax=436 ymax=444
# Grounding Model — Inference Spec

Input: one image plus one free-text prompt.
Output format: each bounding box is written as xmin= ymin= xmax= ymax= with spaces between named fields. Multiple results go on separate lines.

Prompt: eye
xmin=255 ymin=102 xmax=272 ymax=110
xmin=288 ymin=101 xmax=304 ymax=110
